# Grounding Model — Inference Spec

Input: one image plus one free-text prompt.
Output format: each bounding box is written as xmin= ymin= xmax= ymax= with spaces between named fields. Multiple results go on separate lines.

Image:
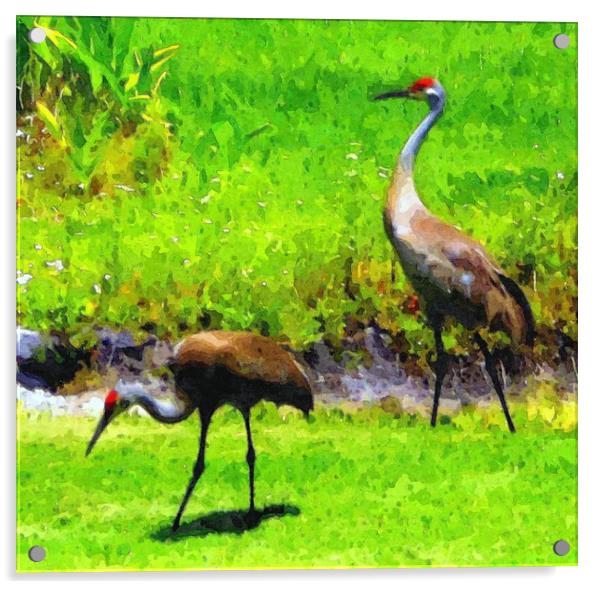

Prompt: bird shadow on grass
xmin=152 ymin=504 xmax=301 ymax=541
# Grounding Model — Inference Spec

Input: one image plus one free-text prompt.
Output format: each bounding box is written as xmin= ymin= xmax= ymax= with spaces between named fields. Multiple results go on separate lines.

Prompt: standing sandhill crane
xmin=373 ymin=77 xmax=535 ymax=433
xmin=86 ymin=331 xmax=313 ymax=531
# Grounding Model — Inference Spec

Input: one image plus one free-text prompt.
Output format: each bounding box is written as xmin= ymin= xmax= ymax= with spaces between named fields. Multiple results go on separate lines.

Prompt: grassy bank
xmin=18 ymin=402 xmax=577 ymax=571
xmin=17 ymin=18 xmax=577 ymax=352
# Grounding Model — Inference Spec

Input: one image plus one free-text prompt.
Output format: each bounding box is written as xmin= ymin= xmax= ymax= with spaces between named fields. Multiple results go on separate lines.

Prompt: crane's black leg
xmin=431 ymin=324 xmax=449 ymax=427
xmin=474 ymin=333 xmax=516 ymax=433
xmin=172 ymin=411 xmax=211 ymax=531
xmin=242 ymin=408 xmax=256 ymax=515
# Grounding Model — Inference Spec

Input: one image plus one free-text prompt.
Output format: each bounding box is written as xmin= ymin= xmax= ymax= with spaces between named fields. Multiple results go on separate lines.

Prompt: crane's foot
xmin=171 ymin=517 xmax=181 ymax=532
xmin=244 ymin=508 xmax=259 ymax=527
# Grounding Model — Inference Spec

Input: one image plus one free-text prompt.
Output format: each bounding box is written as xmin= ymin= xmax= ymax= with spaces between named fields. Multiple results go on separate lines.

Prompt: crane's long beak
xmin=372 ymin=89 xmax=412 ymax=101
xmin=85 ymin=411 xmax=113 ymax=456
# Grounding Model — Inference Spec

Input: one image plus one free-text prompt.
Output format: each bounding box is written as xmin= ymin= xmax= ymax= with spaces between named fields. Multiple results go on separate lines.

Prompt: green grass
xmin=17 ymin=405 xmax=577 ymax=571
xmin=15 ymin=18 xmax=578 ymax=573
xmin=16 ymin=18 xmax=577 ymax=351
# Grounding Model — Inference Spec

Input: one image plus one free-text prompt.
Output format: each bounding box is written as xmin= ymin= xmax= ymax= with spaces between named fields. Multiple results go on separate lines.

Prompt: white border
xmin=3 ymin=1 xmax=601 ymax=587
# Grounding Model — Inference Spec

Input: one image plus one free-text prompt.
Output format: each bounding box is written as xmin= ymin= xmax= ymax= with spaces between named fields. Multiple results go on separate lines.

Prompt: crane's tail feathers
xmin=497 ymin=273 xmax=536 ymax=347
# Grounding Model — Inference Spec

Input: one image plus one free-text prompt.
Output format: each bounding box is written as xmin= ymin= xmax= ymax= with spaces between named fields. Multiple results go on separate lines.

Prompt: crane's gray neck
xmin=119 ymin=381 xmax=194 ymax=424
xmin=399 ymin=101 xmax=444 ymax=174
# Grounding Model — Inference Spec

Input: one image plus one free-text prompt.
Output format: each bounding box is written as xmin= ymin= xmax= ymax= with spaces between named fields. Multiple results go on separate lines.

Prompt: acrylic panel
xmin=16 ymin=17 xmax=578 ymax=572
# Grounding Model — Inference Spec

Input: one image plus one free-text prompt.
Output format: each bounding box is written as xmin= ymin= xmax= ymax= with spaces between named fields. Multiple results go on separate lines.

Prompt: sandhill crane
xmin=373 ymin=77 xmax=535 ymax=433
xmin=86 ymin=331 xmax=313 ymax=531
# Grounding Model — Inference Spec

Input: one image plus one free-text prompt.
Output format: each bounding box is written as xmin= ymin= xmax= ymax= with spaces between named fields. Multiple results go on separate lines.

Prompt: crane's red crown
xmin=410 ymin=77 xmax=436 ymax=93
xmin=105 ymin=389 xmax=119 ymax=412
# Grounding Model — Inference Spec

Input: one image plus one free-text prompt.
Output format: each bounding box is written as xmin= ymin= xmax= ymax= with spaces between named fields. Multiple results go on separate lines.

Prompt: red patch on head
xmin=410 ymin=77 xmax=436 ymax=93
xmin=105 ymin=389 xmax=119 ymax=411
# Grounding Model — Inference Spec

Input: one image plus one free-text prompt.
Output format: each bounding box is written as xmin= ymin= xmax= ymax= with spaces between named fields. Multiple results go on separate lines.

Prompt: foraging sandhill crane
xmin=373 ymin=77 xmax=535 ymax=432
xmin=86 ymin=331 xmax=313 ymax=531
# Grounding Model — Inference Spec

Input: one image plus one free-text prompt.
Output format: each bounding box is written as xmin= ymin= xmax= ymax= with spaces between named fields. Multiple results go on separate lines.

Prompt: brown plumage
xmin=387 ymin=209 xmax=534 ymax=346
xmin=375 ymin=77 xmax=535 ymax=432
xmin=86 ymin=330 xmax=313 ymax=532
xmin=174 ymin=331 xmax=310 ymax=389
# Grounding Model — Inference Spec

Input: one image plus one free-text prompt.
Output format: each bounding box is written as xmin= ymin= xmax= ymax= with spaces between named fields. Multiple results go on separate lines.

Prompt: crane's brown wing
xmin=409 ymin=213 xmax=501 ymax=299
xmin=174 ymin=331 xmax=310 ymax=390
xmin=409 ymin=213 xmax=530 ymax=343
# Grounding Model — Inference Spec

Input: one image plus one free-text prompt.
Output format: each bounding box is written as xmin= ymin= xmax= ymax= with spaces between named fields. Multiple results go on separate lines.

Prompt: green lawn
xmin=17 ymin=404 xmax=577 ymax=571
